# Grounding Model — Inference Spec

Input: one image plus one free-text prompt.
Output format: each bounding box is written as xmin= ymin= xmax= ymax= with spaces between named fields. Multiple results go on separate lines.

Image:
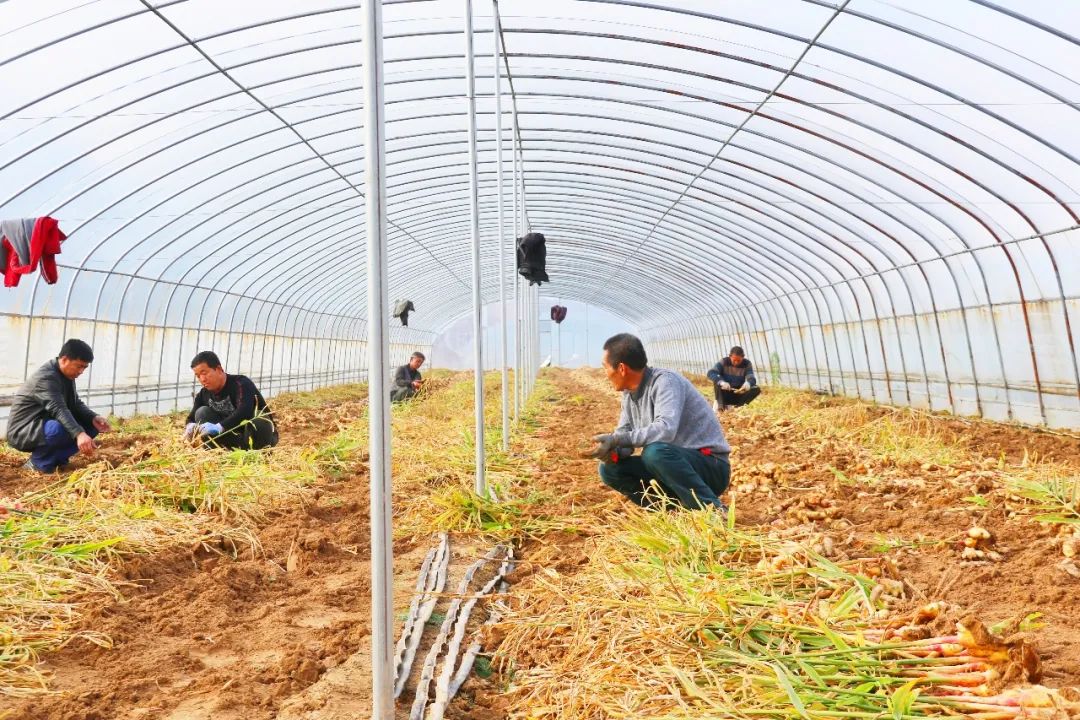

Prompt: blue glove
xmin=199 ymin=422 xmax=224 ymax=437
xmin=183 ymin=422 xmax=197 ymax=440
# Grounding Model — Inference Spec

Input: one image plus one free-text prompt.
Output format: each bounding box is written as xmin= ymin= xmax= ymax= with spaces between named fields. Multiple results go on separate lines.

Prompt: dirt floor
xmin=3 ymin=370 xmax=1079 ymax=719
xmin=451 ymin=370 xmax=1080 ymax=713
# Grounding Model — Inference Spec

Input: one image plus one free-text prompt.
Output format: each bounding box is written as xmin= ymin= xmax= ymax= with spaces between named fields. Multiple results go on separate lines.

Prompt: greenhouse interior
xmin=1 ymin=1 xmax=1079 ymax=719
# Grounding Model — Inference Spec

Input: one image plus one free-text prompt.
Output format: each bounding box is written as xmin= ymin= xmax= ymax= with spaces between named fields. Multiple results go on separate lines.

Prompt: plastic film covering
xmin=0 ymin=0 xmax=1078 ymax=428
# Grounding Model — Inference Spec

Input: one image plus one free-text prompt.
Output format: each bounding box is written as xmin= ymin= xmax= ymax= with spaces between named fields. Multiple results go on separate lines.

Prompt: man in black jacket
xmin=707 ymin=345 xmax=761 ymax=412
xmin=390 ymin=352 xmax=425 ymax=402
xmin=5 ymin=339 xmax=112 ymax=472
xmin=184 ymin=351 xmax=278 ymax=450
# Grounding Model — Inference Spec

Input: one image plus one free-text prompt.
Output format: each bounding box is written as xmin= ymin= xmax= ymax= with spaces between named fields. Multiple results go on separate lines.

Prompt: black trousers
xmin=714 ymin=384 xmax=761 ymax=408
xmin=193 ymin=406 xmax=278 ymax=450
xmin=390 ymin=386 xmax=418 ymax=403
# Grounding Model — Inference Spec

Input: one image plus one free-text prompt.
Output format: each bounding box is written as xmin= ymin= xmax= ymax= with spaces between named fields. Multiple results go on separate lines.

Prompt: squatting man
xmin=184 ymin=351 xmax=279 ymax=450
xmin=584 ymin=333 xmax=731 ymax=511
xmin=5 ymin=339 xmax=112 ymax=473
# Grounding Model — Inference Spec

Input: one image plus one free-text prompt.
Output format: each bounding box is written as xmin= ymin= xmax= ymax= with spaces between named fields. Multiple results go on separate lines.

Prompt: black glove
xmin=588 ymin=433 xmax=617 ymax=460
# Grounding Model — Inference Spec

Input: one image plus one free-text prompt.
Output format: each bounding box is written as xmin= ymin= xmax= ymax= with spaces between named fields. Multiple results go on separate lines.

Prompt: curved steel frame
xmin=0 ymin=1 xmax=1077 ymax=427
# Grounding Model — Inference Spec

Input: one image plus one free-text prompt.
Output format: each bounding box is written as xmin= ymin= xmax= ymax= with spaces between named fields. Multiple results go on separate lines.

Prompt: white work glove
xmin=183 ymin=422 xmax=198 ymax=440
xmin=734 ymin=383 xmax=752 ymax=395
xmin=718 ymin=381 xmax=732 ymax=391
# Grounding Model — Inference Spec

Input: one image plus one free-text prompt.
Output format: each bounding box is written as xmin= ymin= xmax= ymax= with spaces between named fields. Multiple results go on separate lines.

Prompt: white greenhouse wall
xmin=647 ymin=297 xmax=1080 ymax=430
xmin=0 ymin=315 xmax=431 ymax=435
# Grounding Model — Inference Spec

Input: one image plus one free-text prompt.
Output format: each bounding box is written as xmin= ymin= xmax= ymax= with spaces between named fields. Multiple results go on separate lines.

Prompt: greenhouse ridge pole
xmin=363 ymin=1 xmax=394 ymax=717
xmin=464 ymin=0 xmax=487 ymax=497
xmin=512 ymin=106 xmax=522 ymax=420
xmin=494 ymin=0 xmax=509 ymax=452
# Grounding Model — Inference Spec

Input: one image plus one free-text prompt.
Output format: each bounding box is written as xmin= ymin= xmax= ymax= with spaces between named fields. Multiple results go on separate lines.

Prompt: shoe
xmin=22 ymin=459 xmax=46 ymax=473
xmin=711 ymin=400 xmax=719 ymax=412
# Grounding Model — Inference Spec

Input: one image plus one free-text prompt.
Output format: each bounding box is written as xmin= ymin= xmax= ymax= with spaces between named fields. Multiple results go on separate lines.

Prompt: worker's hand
xmin=199 ymin=422 xmax=224 ymax=437
xmin=718 ymin=381 xmax=732 ymax=391
xmin=183 ymin=422 xmax=198 ymax=440
xmin=91 ymin=415 xmax=112 ymax=433
xmin=585 ymin=433 xmax=617 ymax=460
xmin=76 ymin=432 xmax=96 ymax=456
xmin=412 ymin=380 xmax=422 ymax=390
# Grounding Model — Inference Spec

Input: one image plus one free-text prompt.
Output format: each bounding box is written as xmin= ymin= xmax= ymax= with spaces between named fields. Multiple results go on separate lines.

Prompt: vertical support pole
xmin=512 ymin=110 xmax=522 ymax=418
xmin=494 ymin=1 xmax=509 ymax=451
xmin=557 ymin=321 xmax=561 ymax=367
xmin=585 ymin=302 xmax=590 ymax=367
xmin=530 ymin=285 xmax=538 ymax=389
xmin=464 ymin=0 xmax=486 ymax=497
xmin=363 ymin=2 xmax=393 ymax=717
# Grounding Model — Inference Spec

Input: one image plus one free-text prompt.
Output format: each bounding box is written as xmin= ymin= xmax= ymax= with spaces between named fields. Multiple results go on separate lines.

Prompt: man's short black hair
xmin=190 ymin=350 xmax=222 ymax=370
xmin=411 ymin=351 xmax=426 ymax=361
xmin=59 ymin=339 xmax=94 ymax=363
xmin=603 ymin=333 xmax=647 ymax=371
xmin=729 ymin=346 xmax=745 ymax=357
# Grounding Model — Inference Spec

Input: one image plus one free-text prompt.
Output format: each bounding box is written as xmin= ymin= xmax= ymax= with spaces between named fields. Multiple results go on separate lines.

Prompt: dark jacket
xmin=186 ymin=374 xmax=274 ymax=432
xmin=516 ymin=232 xmax=550 ymax=286
xmin=707 ymin=357 xmax=757 ymax=389
xmin=5 ymin=359 xmax=96 ymax=451
xmin=393 ymin=364 xmax=422 ymax=389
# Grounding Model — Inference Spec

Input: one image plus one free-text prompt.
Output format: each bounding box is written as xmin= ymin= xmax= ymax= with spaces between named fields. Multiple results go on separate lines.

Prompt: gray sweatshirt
xmin=0 ymin=218 xmax=36 ymax=269
xmin=612 ymin=367 xmax=730 ymax=454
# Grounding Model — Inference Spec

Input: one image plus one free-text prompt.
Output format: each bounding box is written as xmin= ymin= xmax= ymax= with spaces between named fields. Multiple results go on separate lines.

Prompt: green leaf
xmin=474 ymin=656 xmax=494 ymax=679
xmin=770 ymin=662 xmax=810 ymax=720
xmin=888 ymin=680 xmax=920 ymax=720
xmin=813 ymin=617 xmax=851 ymax=652
xmin=52 ymin=537 xmax=124 ymax=555
xmin=1020 ymin=612 xmax=1045 ymax=632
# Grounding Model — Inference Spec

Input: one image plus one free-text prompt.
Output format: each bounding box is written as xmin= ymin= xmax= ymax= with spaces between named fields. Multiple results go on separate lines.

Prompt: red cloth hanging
xmin=1 ymin=216 xmax=65 ymax=287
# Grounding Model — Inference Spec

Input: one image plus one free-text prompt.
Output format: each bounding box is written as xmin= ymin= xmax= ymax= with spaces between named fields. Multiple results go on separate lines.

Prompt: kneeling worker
xmin=707 ymin=345 xmax=761 ymax=411
xmin=585 ymin=333 xmax=730 ymax=511
xmin=185 ymin=351 xmax=278 ymax=450
xmin=5 ymin=339 xmax=112 ymax=472
xmin=390 ymin=351 xmax=425 ymax=402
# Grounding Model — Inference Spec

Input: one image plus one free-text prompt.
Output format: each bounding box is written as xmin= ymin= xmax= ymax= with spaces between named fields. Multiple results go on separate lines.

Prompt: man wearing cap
xmin=585 ymin=333 xmax=730 ymax=512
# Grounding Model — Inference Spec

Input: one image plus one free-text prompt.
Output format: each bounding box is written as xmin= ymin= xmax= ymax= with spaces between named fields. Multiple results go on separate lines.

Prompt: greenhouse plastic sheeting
xmin=0 ymin=0 xmax=1078 ymax=428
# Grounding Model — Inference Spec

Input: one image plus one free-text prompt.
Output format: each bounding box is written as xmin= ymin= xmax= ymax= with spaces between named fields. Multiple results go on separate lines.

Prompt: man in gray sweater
xmin=5 ymin=339 xmax=112 ymax=472
xmin=586 ymin=333 xmax=730 ymax=511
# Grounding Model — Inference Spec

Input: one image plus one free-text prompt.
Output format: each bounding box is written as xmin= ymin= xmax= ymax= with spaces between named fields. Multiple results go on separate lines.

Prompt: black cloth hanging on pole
xmin=516 ymin=232 xmax=549 ymax=286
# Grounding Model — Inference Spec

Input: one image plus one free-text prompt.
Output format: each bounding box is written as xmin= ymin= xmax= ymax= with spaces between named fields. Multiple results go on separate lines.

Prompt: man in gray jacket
xmin=585 ymin=333 xmax=730 ymax=511
xmin=5 ymin=339 xmax=112 ymax=472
